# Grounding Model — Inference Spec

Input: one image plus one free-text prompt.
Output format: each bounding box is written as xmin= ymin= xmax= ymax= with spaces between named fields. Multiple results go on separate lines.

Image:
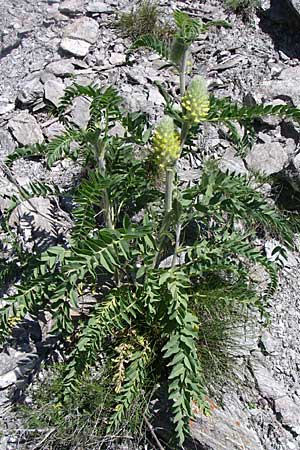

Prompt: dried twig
xmin=143 ymin=414 xmax=165 ymax=450
xmin=31 ymin=428 xmax=55 ymax=450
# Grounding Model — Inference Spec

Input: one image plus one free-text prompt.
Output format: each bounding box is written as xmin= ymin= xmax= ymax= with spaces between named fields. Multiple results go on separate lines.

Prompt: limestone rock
xmin=71 ymin=96 xmax=90 ymax=129
xmin=0 ymin=96 xmax=15 ymax=115
xmin=219 ymin=147 xmax=248 ymax=175
xmin=44 ymin=122 xmax=66 ymax=139
xmin=86 ymin=0 xmax=113 ymax=13
xmin=251 ymin=358 xmax=285 ymax=400
xmin=0 ymin=130 xmax=16 ymax=161
xmin=8 ymin=111 xmax=44 ymax=145
xmin=260 ymin=67 xmax=300 ymax=107
xmin=109 ymin=52 xmax=126 ymax=66
xmin=59 ymin=0 xmax=84 ymax=15
xmin=44 ymin=79 xmax=66 ymax=107
xmin=17 ymin=76 xmax=44 ymax=105
xmin=274 ymin=396 xmax=300 ymax=435
xmin=63 ymin=17 xmax=99 ymax=44
xmin=60 ymin=17 xmax=99 ymax=57
xmin=286 ymin=0 xmax=300 ymax=18
xmin=60 ymin=38 xmax=91 ymax=57
xmin=46 ymin=59 xmax=75 ymax=76
xmin=192 ymin=394 xmax=264 ymax=450
xmin=246 ymin=142 xmax=288 ymax=175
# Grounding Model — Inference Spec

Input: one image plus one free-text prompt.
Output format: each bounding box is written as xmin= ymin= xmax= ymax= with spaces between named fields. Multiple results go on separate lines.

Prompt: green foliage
xmin=224 ymin=0 xmax=261 ymax=17
xmin=1 ymin=8 xmax=299 ymax=449
xmin=116 ymin=0 xmax=163 ymax=40
xmin=131 ymin=9 xmax=230 ymax=71
xmin=17 ymin=364 xmax=149 ymax=450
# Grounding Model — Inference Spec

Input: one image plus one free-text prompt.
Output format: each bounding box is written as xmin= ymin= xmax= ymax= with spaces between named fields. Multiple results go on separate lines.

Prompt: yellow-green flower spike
xmin=152 ymin=116 xmax=181 ymax=170
xmin=182 ymin=75 xmax=210 ymax=124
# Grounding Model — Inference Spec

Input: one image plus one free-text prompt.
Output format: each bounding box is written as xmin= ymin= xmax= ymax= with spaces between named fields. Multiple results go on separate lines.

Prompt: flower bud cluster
xmin=152 ymin=116 xmax=181 ymax=170
xmin=182 ymin=75 xmax=210 ymax=124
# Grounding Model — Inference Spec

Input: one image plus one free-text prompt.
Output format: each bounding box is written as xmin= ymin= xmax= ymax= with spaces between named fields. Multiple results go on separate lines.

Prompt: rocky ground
xmin=1 ymin=0 xmax=300 ymax=449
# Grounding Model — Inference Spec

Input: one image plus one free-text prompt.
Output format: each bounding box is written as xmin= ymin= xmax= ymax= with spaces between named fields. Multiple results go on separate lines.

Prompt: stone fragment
xmin=71 ymin=97 xmax=90 ymax=129
xmin=191 ymin=394 xmax=264 ymax=450
xmin=109 ymin=52 xmax=126 ymax=66
xmin=87 ymin=0 xmax=113 ymax=13
xmin=44 ymin=122 xmax=66 ymax=140
xmin=0 ymin=370 xmax=17 ymax=389
xmin=0 ymin=31 xmax=20 ymax=56
xmin=17 ymin=76 xmax=44 ymax=105
xmin=286 ymin=0 xmax=300 ymax=18
xmin=0 ymin=130 xmax=16 ymax=161
xmin=60 ymin=38 xmax=91 ymax=57
xmin=147 ymin=86 xmax=165 ymax=105
xmin=219 ymin=147 xmax=248 ymax=175
xmin=260 ymin=331 xmax=277 ymax=354
xmin=0 ymin=96 xmax=15 ymax=115
xmin=260 ymin=66 xmax=300 ymax=107
xmin=60 ymin=17 xmax=99 ymax=57
xmin=251 ymin=358 xmax=285 ymax=400
xmin=274 ymin=396 xmax=300 ymax=434
xmin=44 ymin=79 xmax=66 ymax=107
xmin=8 ymin=111 xmax=44 ymax=146
xmin=246 ymin=142 xmax=288 ymax=175
xmin=63 ymin=17 xmax=99 ymax=43
xmin=46 ymin=59 xmax=75 ymax=76
xmin=108 ymin=122 xmax=125 ymax=137
xmin=59 ymin=0 xmax=84 ymax=15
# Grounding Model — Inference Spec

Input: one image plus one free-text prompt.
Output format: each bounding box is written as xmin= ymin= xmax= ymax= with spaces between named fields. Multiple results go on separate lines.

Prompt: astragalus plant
xmin=1 ymin=9 xmax=300 ymax=448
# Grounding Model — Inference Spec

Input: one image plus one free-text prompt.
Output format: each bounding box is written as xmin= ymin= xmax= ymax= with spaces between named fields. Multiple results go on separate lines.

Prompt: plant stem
xmin=95 ymin=140 xmax=114 ymax=230
xmin=171 ymin=120 xmax=190 ymax=268
xmin=179 ymin=48 xmax=188 ymax=96
xmin=165 ymin=169 xmax=174 ymax=214
xmin=153 ymin=49 xmax=189 ymax=269
xmin=95 ymin=138 xmax=119 ymax=285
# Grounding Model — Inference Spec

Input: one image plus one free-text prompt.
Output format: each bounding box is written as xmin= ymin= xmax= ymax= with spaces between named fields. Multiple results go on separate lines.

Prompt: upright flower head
xmin=182 ymin=75 xmax=210 ymax=124
xmin=152 ymin=116 xmax=181 ymax=170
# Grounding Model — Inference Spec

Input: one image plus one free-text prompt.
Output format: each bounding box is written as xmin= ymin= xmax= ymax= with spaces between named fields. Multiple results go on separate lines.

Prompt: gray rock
xmin=246 ymin=142 xmax=288 ymax=175
xmin=0 ymin=96 xmax=15 ymax=115
xmin=17 ymin=75 xmax=44 ymax=105
xmin=60 ymin=17 xmax=99 ymax=57
xmin=192 ymin=393 xmax=264 ymax=450
xmin=40 ymin=70 xmax=57 ymax=84
xmin=86 ymin=0 xmax=113 ymax=13
xmin=260 ymin=331 xmax=277 ymax=355
xmin=147 ymin=86 xmax=165 ymax=106
xmin=44 ymin=79 xmax=66 ymax=107
xmin=251 ymin=358 xmax=285 ymax=400
xmin=286 ymin=0 xmax=300 ymax=18
xmin=108 ymin=122 xmax=125 ymax=137
xmin=0 ymin=348 xmax=23 ymax=389
xmin=63 ymin=17 xmax=99 ymax=44
xmin=260 ymin=67 xmax=300 ymax=107
xmin=0 ymin=130 xmax=16 ymax=161
xmin=46 ymin=59 xmax=75 ymax=76
xmin=71 ymin=96 xmax=90 ymax=129
xmin=109 ymin=52 xmax=126 ymax=66
xmin=59 ymin=0 xmax=84 ymax=15
xmin=8 ymin=111 xmax=44 ymax=145
xmin=0 ymin=370 xmax=17 ymax=389
xmin=274 ymin=396 xmax=300 ymax=434
xmin=44 ymin=121 xmax=66 ymax=139
xmin=219 ymin=147 xmax=248 ymax=175
xmin=60 ymin=38 xmax=91 ymax=57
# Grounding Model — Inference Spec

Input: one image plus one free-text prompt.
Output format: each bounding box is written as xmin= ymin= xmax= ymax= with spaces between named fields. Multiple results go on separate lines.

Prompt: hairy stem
xmin=95 ymin=134 xmax=119 ymax=286
xmin=171 ymin=121 xmax=190 ymax=267
xmin=95 ymin=140 xmax=113 ymax=230
xmin=165 ymin=169 xmax=174 ymax=214
xmin=179 ymin=48 xmax=188 ymax=96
